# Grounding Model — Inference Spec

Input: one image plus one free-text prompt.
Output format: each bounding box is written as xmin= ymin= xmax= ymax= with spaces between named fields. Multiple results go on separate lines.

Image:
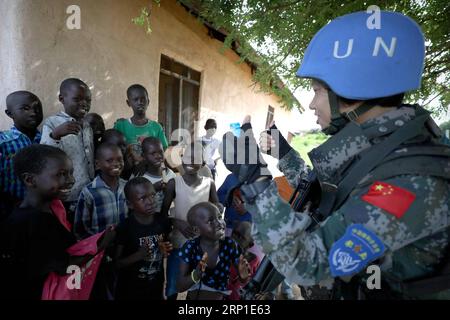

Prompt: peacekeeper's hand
xmin=219 ymin=115 xmax=272 ymax=186
xmin=259 ymin=121 xmax=293 ymax=159
xmin=260 ymin=120 xmax=276 ymax=153
xmin=51 ymin=121 xmax=82 ymax=140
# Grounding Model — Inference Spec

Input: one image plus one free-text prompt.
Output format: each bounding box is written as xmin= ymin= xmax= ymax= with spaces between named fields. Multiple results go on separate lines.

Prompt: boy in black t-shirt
xmin=114 ymin=177 xmax=173 ymax=300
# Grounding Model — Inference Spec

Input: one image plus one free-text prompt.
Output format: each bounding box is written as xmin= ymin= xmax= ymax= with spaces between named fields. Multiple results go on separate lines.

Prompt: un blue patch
xmin=329 ymin=224 xmax=385 ymax=277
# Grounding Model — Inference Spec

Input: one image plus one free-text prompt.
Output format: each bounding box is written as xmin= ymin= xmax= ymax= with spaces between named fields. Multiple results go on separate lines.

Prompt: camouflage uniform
xmin=245 ymin=105 xmax=450 ymax=299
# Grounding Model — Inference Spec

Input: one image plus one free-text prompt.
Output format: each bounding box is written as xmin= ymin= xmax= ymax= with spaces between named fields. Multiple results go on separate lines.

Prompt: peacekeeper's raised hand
xmin=259 ymin=120 xmax=293 ymax=159
xmin=219 ymin=115 xmax=273 ymax=204
xmin=219 ymin=115 xmax=271 ymax=185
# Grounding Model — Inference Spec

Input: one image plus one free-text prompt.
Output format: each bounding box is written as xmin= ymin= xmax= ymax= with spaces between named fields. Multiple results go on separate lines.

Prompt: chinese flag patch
xmin=361 ymin=181 xmax=416 ymax=219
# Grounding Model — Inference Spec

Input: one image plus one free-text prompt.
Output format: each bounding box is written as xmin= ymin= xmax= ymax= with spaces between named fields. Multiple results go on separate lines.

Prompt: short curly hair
xmin=13 ymin=144 xmax=68 ymax=181
xmin=124 ymin=177 xmax=154 ymax=201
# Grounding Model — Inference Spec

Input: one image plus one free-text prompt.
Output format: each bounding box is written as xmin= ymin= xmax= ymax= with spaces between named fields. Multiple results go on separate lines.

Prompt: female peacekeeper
xmin=221 ymin=10 xmax=450 ymax=299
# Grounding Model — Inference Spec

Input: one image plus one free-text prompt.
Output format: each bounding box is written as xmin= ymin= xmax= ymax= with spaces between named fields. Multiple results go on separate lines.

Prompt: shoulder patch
xmin=329 ymin=224 xmax=385 ymax=277
xmin=361 ymin=181 xmax=416 ymax=219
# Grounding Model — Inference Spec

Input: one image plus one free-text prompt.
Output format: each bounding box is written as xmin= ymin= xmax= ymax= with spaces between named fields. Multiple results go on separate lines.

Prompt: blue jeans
xmin=166 ymin=248 xmax=182 ymax=297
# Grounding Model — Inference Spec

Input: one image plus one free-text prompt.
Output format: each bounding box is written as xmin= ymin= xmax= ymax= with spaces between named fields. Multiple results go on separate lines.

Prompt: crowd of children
xmin=0 ymin=79 xmax=274 ymax=301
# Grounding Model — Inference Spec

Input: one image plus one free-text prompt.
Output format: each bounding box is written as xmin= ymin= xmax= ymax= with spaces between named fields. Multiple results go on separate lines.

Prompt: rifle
xmin=240 ymin=170 xmax=320 ymax=300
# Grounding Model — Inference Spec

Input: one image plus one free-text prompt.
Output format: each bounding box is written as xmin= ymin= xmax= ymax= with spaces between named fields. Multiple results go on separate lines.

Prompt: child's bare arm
xmin=209 ymin=181 xmax=224 ymax=214
xmin=160 ymin=179 xmax=175 ymax=218
xmin=51 ymin=121 xmax=82 ymax=140
xmin=115 ymin=244 xmax=149 ymax=269
xmin=177 ymin=252 xmax=208 ymax=292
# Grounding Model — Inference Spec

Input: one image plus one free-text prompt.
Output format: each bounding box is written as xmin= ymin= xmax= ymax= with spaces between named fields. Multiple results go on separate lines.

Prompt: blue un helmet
xmin=297 ymin=10 xmax=425 ymax=135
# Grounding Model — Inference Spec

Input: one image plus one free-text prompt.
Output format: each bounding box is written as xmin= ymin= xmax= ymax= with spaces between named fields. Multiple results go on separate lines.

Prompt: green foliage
xmin=290 ymin=131 xmax=328 ymax=167
xmin=180 ymin=0 xmax=450 ymax=114
xmin=132 ymin=1 xmax=161 ymax=34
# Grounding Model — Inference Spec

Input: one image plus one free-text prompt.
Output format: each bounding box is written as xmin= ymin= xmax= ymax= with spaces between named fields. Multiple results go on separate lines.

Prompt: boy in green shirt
xmin=114 ymin=84 xmax=168 ymax=149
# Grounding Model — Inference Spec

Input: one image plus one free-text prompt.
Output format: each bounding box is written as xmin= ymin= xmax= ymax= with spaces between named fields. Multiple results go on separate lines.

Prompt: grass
xmin=290 ymin=131 xmax=328 ymax=167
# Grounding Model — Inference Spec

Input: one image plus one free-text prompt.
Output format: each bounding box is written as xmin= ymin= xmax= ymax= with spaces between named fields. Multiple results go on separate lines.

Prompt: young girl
xmin=177 ymin=202 xmax=251 ymax=300
xmin=132 ymin=137 xmax=176 ymax=213
xmin=114 ymin=177 xmax=172 ymax=300
xmin=2 ymin=145 xmax=113 ymax=299
xmin=160 ymin=142 xmax=222 ymax=299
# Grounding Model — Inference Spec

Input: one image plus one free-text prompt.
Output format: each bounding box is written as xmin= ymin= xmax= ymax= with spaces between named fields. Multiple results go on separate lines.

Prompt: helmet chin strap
xmin=322 ymin=90 xmax=348 ymax=135
xmin=322 ymin=90 xmax=373 ymax=135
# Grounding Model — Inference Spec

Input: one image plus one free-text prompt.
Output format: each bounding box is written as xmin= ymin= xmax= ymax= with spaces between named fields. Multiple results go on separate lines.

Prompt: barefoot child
xmin=177 ymin=202 xmax=250 ymax=300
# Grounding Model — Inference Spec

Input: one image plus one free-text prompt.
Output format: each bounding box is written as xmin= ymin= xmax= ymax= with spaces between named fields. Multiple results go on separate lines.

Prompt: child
xmin=102 ymin=129 xmax=127 ymax=156
xmin=2 ymin=144 xmax=113 ymax=299
xmin=200 ymin=119 xmax=220 ymax=180
xmin=133 ymin=137 xmax=176 ymax=213
xmin=114 ymin=177 xmax=172 ymax=300
xmin=113 ymin=84 xmax=168 ymax=149
xmin=74 ymin=143 xmax=128 ymax=239
xmin=101 ymin=129 xmax=135 ymax=180
xmin=217 ymin=173 xmax=252 ymax=237
xmin=1 ymin=91 xmax=43 ymax=219
xmin=40 ymin=78 xmax=95 ymax=221
xmin=227 ymin=221 xmax=261 ymax=300
xmin=74 ymin=142 xmax=127 ymax=300
xmin=85 ymin=112 xmax=105 ymax=150
xmin=160 ymin=142 xmax=222 ymax=299
xmin=177 ymin=202 xmax=250 ymax=300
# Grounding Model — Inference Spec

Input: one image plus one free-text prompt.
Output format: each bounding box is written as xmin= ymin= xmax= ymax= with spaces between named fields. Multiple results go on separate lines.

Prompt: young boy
xmin=133 ymin=137 xmax=176 ymax=213
xmin=200 ymin=119 xmax=220 ymax=180
xmin=40 ymin=78 xmax=95 ymax=220
xmin=85 ymin=112 xmax=105 ymax=150
xmin=74 ymin=142 xmax=127 ymax=300
xmin=160 ymin=141 xmax=222 ymax=299
xmin=177 ymin=202 xmax=250 ymax=300
xmin=101 ymin=129 xmax=137 ymax=180
xmin=1 ymin=91 xmax=43 ymax=219
xmin=113 ymin=84 xmax=168 ymax=149
xmin=1 ymin=145 xmax=113 ymax=299
xmin=114 ymin=177 xmax=172 ymax=300
xmin=74 ymin=143 xmax=128 ymax=239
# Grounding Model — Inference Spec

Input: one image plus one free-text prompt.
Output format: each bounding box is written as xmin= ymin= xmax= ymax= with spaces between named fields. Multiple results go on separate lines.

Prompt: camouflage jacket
xmin=246 ymin=105 xmax=450 ymax=299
